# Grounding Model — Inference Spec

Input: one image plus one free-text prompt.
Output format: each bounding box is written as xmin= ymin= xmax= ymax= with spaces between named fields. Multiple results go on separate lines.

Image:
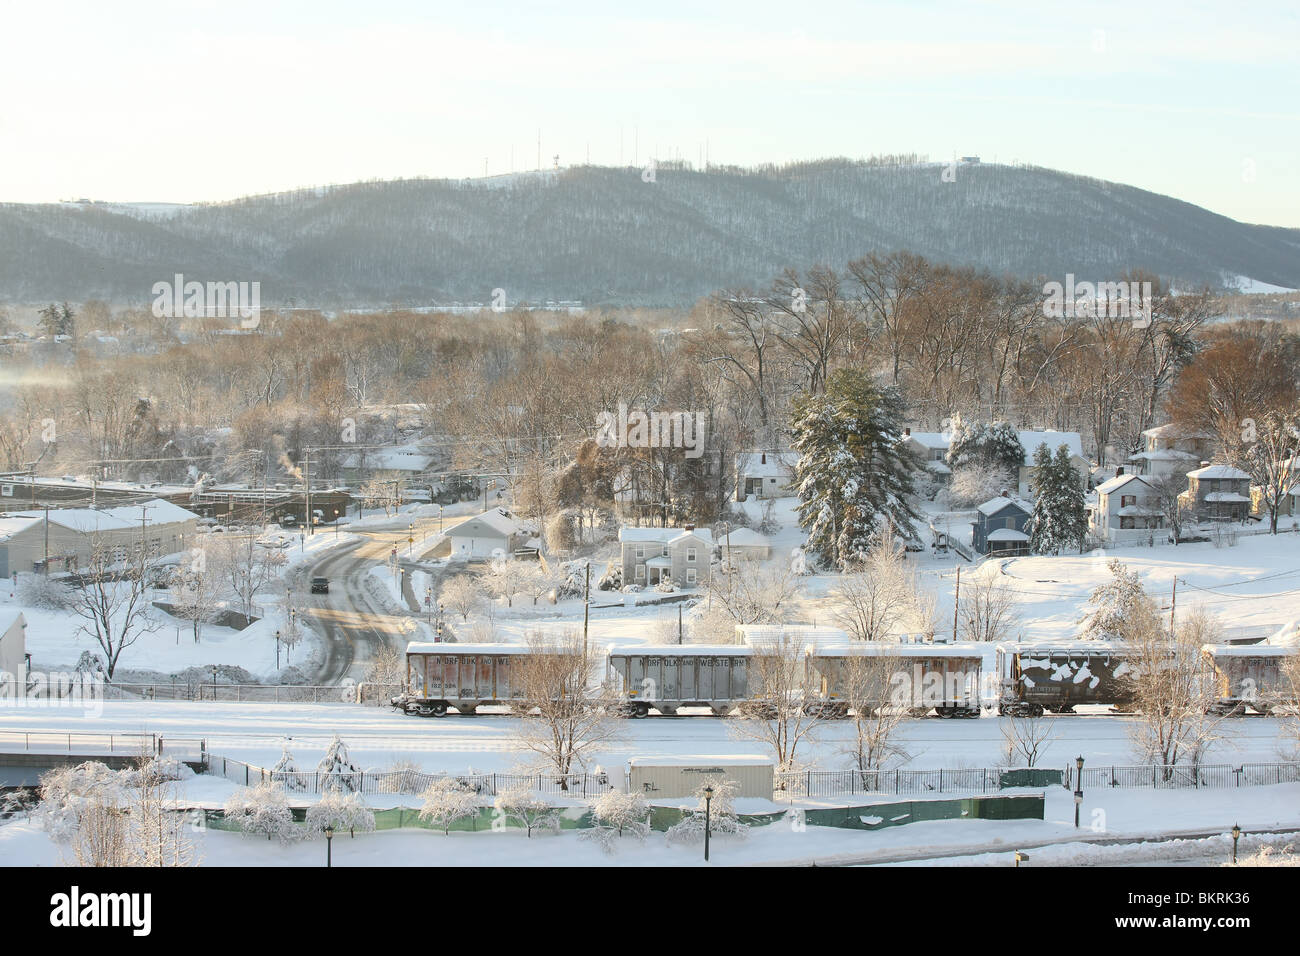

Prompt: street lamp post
xmin=210 ymin=665 xmax=218 ymax=699
xmin=275 ymin=630 xmax=281 ymax=670
xmin=703 ymin=785 xmax=714 ymax=862
xmin=1231 ymin=824 xmax=1241 ymax=864
xmin=1074 ymin=755 xmax=1085 ymax=828
xmin=324 ymin=824 xmax=334 ymax=867
xmin=334 ymin=509 xmax=339 ymax=536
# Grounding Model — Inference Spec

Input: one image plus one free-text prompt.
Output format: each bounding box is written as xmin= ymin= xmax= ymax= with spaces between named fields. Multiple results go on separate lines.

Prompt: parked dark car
xmin=310 ymin=576 xmax=330 ymax=594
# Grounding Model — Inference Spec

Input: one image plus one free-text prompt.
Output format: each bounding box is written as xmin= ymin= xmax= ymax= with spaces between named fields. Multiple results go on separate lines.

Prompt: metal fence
xmin=777 ymin=767 xmax=1015 ymax=797
xmin=0 ymin=730 xmax=206 ymax=762
xmin=1066 ymin=762 xmax=1300 ymax=791
xmin=98 ymin=683 xmax=379 ymax=703
xmin=779 ymin=762 xmax=1300 ymax=798
xmin=205 ymin=753 xmax=612 ymax=797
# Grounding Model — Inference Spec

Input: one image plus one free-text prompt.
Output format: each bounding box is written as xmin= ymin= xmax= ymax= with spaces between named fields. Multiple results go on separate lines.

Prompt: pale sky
xmin=3 ymin=0 xmax=1297 ymax=225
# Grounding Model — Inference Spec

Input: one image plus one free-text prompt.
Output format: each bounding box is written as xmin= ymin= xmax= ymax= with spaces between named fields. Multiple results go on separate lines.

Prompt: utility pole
xmin=582 ymin=562 xmax=591 ymax=661
xmin=304 ymin=449 xmax=311 ymax=536
xmin=952 ymin=565 xmax=961 ymax=642
xmin=139 ymin=504 xmax=153 ymax=560
xmin=678 ymin=603 xmax=683 ymax=645
xmin=1169 ymin=575 xmax=1177 ymax=636
xmin=43 ymin=505 xmax=49 ymax=576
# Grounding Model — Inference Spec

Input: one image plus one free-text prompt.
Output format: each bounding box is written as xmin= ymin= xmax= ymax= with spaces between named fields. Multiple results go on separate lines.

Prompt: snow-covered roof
xmin=734 ymin=451 xmax=797 ymax=477
xmin=976 ymin=495 xmax=1030 ymax=517
xmin=1202 ymin=644 xmax=1296 ymax=658
xmin=815 ymin=642 xmax=987 ymax=659
xmin=1018 ymin=430 xmax=1084 ymax=464
xmin=406 ymin=642 xmax=530 ymax=655
xmin=0 ymin=498 xmax=197 ymax=536
xmin=1096 ymin=473 xmax=1152 ymax=495
xmin=902 ymin=431 xmax=951 ymax=450
xmin=720 ymin=528 xmax=769 ymax=548
xmin=924 ymin=460 xmax=952 ymax=475
xmin=0 ymin=513 xmax=42 ymax=541
xmin=1188 ymin=464 xmax=1250 ymax=480
xmin=447 ymin=508 xmax=522 ymax=539
xmin=627 ymin=755 xmax=775 ymax=767
xmin=1128 ymin=449 xmax=1198 ymax=462
xmin=1203 ymin=492 xmax=1251 ymax=503
xmin=1142 ymin=423 xmax=1213 ymax=440
xmin=341 ymin=445 xmax=435 ymax=472
xmin=645 ymin=555 xmax=672 ymax=568
xmin=607 ymin=644 xmax=752 ymax=657
xmin=619 ymin=526 xmax=714 ymax=546
xmin=986 ymin=528 xmax=1030 ymax=542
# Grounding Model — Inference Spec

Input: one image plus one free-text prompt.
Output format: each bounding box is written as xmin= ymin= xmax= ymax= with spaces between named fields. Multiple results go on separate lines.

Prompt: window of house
xmin=687 ymin=548 xmax=697 ymax=562
xmin=1120 ymin=517 xmax=1134 ymax=529
xmin=686 ymin=568 xmax=697 ymax=584
xmin=1121 ymin=495 xmax=1136 ymax=508
xmin=635 ymin=545 xmax=644 ymax=559
xmin=635 ymin=565 xmax=644 ymax=580
xmin=662 ymin=546 xmax=669 ymax=557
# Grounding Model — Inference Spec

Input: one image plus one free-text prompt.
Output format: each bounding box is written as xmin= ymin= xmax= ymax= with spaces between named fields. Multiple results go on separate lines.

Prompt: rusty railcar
xmin=1201 ymin=644 xmax=1298 ymax=715
xmin=996 ymin=642 xmax=1139 ymax=716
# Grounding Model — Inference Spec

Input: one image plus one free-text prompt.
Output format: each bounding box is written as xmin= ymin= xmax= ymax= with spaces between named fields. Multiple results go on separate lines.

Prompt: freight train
xmin=395 ymin=640 xmax=989 ymax=718
xmin=996 ymin=641 xmax=1298 ymax=716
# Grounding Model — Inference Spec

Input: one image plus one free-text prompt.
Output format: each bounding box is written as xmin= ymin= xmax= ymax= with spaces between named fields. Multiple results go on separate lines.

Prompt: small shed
xmin=627 ymin=755 xmax=775 ymax=799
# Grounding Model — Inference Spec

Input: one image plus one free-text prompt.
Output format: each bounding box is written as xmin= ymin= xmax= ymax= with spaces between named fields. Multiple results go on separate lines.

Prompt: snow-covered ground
xmin=3 ymin=780 xmax=1295 ymax=867
xmin=2 ymin=531 xmax=358 ymax=680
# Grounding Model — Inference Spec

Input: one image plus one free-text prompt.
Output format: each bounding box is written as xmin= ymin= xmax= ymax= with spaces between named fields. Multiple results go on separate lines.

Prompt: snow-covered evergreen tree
xmin=1079 ymin=559 xmax=1159 ymax=641
xmin=790 ymin=369 xmax=918 ymax=569
xmin=947 ymin=420 xmax=1025 ymax=475
xmin=418 ymin=778 xmax=480 ymax=834
xmin=271 ymin=744 xmax=307 ymax=793
xmin=1026 ymin=443 xmax=1087 ymax=554
xmin=316 ymin=734 xmax=362 ymax=793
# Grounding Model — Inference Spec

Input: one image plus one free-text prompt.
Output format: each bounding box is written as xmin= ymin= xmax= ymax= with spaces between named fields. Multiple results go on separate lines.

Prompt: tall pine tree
xmin=1026 ymin=443 xmax=1087 ymax=554
xmin=790 ymin=369 xmax=919 ymax=569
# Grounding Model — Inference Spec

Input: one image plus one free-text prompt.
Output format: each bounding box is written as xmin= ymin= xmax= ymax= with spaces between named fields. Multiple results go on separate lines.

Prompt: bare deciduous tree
xmin=510 ymin=630 xmax=622 ymax=783
xmin=958 ymin=573 xmax=1020 ymax=643
xmin=67 ymin=534 xmax=160 ymax=680
xmin=729 ymin=631 xmax=823 ymax=773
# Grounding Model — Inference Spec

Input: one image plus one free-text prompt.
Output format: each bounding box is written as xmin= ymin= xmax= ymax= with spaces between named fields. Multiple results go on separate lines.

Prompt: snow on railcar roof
xmin=606 ymin=643 xmax=753 ymax=656
xmin=627 ymin=754 xmax=775 ymax=767
xmin=405 ymin=642 xmax=531 ymax=655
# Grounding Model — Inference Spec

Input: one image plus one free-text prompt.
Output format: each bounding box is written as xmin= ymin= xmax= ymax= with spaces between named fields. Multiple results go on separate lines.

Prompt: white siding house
xmin=1089 ymin=473 xmax=1168 ymax=545
xmin=446 ymin=509 xmax=525 ymax=561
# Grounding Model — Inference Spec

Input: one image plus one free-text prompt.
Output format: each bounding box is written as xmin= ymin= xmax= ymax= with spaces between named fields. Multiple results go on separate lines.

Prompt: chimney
xmin=760 ymin=453 xmax=766 ymax=465
xmin=1116 ymin=466 xmax=1124 ymax=476
xmin=1200 ymin=461 xmax=1209 ymax=468
xmin=684 ymin=523 xmax=695 ymax=531
xmin=903 ymin=427 xmax=911 ymax=437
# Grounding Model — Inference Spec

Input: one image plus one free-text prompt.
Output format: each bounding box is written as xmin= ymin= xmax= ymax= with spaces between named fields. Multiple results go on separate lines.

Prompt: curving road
xmin=293 ymin=521 xmax=447 ymax=685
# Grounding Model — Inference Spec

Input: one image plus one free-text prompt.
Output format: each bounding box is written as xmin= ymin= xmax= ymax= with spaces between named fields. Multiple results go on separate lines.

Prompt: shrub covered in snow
xmin=306 ymin=791 xmax=375 ymax=837
xmin=665 ymin=777 xmax=747 ymax=846
xmin=418 ymin=777 xmax=480 ymax=834
xmin=316 ymin=734 xmax=362 ymax=793
xmin=493 ymin=788 xmax=561 ymax=838
xmin=224 ymin=781 xmax=301 ymax=845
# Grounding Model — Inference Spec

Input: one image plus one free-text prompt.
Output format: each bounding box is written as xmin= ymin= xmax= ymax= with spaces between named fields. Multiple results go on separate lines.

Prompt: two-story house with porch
xmin=619 ymin=525 xmax=714 ymax=588
xmin=1182 ymin=464 xmax=1253 ymax=523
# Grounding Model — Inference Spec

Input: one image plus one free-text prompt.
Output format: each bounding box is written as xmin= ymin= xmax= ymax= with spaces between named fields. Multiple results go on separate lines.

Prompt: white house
xmin=1089 ymin=473 xmax=1167 ymax=545
xmin=0 ymin=612 xmax=26 ymax=684
xmin=1126 ymin=423 xmax=1213 ymax=480
xmin=900 ymin=430 xmax=953 ymax=481
xmin=446 ymin=508 xmax=526 ymax=561
xmin=734 ymin=451 xmax=798 ymax=500
xmin=619 ymin=526 xmax=713 ymax=588
xmin=718 ymin=527 xmax=772 ymax=564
